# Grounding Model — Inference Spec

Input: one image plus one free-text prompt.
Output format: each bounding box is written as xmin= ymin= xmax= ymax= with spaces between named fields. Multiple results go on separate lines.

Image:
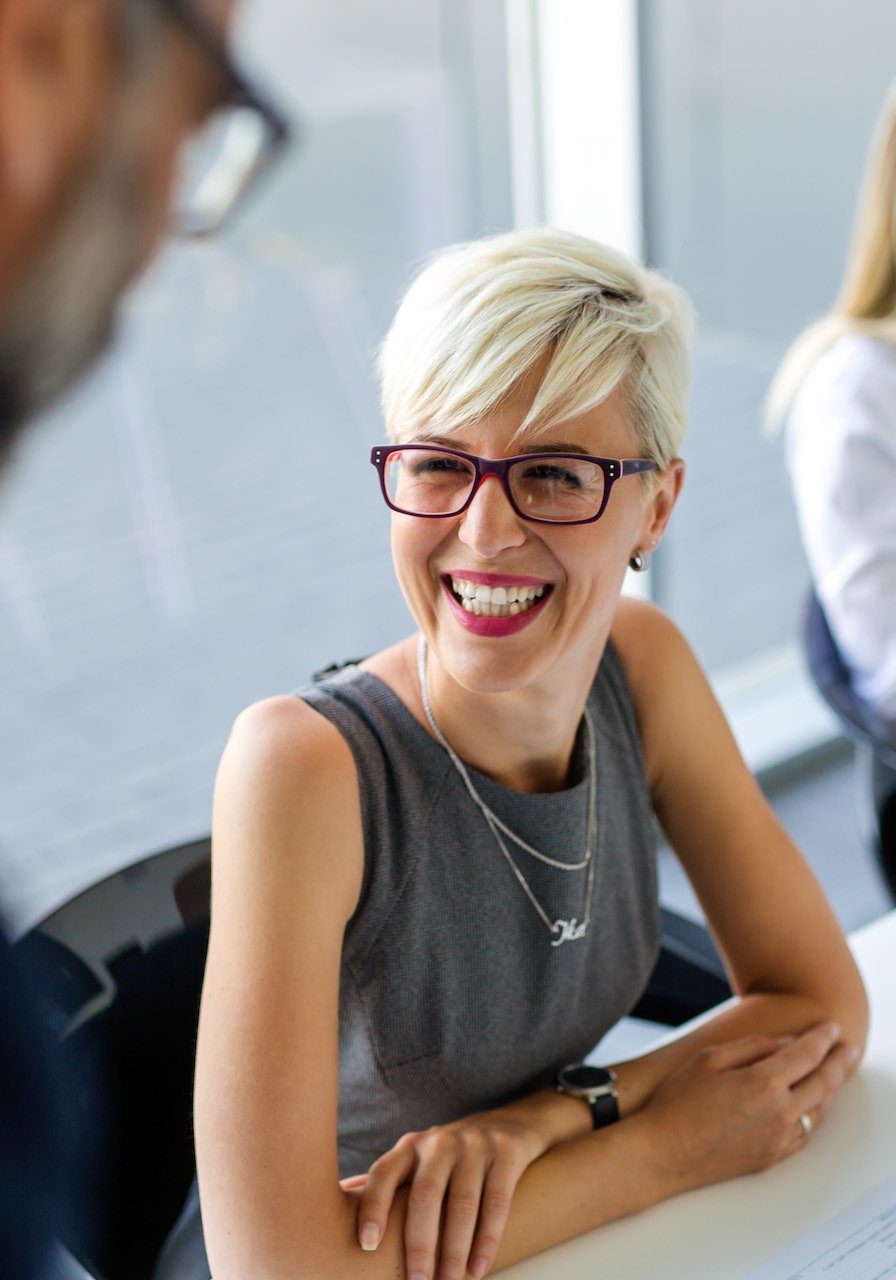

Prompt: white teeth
xmin=448 ymin=575 xmax=551 ymax=618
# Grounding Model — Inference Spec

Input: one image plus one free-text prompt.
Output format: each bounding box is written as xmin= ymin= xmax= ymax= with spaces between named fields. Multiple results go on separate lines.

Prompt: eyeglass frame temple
xmin=147 ymin=0 xmax=293 ymax=236
xmin=149 ymin=0 xmax=292 ymax=135
xmin=369 ymin=444 xmax=658 ymax=526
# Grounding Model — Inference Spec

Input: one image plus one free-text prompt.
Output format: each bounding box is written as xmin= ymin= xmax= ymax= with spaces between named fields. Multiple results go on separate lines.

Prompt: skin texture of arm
xmin=602 ymin=597 xmax=869 ymax=1117
xmin=193 ymin=696 xmax=676 ymax=1280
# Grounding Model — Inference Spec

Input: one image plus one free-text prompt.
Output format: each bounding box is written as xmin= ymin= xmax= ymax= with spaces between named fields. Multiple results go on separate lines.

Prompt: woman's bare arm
xmin=605 ymin=598 xmax=869 ymax=1116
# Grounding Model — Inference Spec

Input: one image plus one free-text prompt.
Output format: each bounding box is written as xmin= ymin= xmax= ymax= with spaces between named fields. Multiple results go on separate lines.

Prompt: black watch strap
xmin=556 ymin=1063 xmax=620 ymax=1130
xmin=588 ymin=1088 xmax=620 ymax=1129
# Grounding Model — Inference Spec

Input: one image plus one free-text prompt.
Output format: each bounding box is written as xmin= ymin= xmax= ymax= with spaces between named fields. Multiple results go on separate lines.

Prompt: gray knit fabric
xmin=153 ymin=639 xmax=660 ymax=1280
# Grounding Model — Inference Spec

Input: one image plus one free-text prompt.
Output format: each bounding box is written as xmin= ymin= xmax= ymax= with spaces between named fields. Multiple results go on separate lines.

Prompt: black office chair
xmin=14 ymin=838 xmax=212 ymax=1280
xmin=803 ymin=589 xmax=896 ymax=903
xmin=13 ymin=829 xmax=730 ymax=1280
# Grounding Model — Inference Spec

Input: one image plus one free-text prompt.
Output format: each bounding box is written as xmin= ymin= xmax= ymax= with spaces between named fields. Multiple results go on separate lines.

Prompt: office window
xmin=640 ymin=0 xmax=896 ymax=736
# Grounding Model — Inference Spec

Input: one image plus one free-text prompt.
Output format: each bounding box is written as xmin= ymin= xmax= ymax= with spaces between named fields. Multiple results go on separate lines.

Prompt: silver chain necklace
xmin=416 ymin=636 xmax=597 ymax=946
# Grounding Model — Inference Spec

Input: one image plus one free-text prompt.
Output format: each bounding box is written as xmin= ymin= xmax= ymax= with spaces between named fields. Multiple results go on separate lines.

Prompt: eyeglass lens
xmin=384 ymin=448 xmax=607 ymax=522
xmin=176 ymin=104 xmax=271 ymax=237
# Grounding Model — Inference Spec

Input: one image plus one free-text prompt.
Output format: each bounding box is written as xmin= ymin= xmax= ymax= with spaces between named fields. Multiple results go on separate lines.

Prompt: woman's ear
xmin=640 ymin=457 xmax=685 ymax=550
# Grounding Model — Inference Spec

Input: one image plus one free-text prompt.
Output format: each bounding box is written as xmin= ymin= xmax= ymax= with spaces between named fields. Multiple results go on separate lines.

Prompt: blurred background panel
xmin=639 ymin=0 xmax=896 ymax=751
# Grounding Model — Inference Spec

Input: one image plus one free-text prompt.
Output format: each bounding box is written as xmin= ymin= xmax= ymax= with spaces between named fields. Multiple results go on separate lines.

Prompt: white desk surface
xmin=501 ymin=909 xmax=896 ymax=1280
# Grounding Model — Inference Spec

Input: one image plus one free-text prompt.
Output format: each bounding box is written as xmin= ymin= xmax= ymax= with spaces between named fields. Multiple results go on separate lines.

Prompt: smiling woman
xmin=159 ymin=228 xmax=869 ymax=1280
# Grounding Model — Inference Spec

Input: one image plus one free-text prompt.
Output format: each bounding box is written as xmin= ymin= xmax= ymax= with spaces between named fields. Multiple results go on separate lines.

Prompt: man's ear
xmin=0 ymin=0 xmax=117 ymax=203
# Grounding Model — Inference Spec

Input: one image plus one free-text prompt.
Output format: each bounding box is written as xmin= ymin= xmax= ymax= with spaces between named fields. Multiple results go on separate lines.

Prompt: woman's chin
xmin=432 ymin=635 xmax=542 ymax=696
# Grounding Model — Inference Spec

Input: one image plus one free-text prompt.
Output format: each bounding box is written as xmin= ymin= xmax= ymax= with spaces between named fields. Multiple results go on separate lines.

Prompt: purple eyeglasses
xmin=370 ymin=443 xmax=657 ymax=526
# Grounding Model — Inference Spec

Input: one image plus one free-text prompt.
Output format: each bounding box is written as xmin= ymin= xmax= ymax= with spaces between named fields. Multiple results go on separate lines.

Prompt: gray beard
xmin=0 ymin=124 xmax=146 ymax=464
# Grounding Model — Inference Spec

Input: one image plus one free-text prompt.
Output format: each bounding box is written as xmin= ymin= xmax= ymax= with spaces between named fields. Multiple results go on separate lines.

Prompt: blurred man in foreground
xmin=0 ymin=1 xmax=290 ymax=1273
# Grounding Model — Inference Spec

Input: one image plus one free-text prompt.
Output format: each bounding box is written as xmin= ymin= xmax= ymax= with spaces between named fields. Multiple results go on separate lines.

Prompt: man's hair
xmin=378 ymin=227 xmax=695 ymax=474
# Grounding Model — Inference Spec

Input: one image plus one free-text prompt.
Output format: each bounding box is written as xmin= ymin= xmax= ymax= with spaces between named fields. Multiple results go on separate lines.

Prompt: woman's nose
xmin=457 ymin=475 xmax=527 ymax=558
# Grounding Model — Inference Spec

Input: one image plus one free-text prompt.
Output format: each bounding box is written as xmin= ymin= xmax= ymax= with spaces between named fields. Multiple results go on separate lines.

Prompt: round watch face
xmin=560 ymin=1064 xmax=612 ymax=1091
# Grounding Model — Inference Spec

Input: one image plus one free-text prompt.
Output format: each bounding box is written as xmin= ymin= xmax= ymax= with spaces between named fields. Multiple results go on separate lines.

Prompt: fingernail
xmin=360 ymin=1223 xmax=380 ymax=1251
xmin=409 ymin=1274 xmax=427 ymax=1280
xmin=848 ymin=1045 xmax=861 ymax=1063
xmin=828 ymin=1022 xmax=841 ymax=1039
xmin=471 ymin=1255 xmax=490 ymax=1278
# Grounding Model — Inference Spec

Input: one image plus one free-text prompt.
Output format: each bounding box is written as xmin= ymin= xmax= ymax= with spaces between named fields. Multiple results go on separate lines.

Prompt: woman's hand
xmin=339 ymin=1107 xmax=551 ymax=1280
xmin=643 ymin=1021 xmax=861 ymax=1194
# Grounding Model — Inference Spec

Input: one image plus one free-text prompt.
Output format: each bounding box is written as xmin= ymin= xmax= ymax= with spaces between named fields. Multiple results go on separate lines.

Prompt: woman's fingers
xmin=754 ymin=1021 xmax=842 ymax=1089
xmin=350 ymin=1122 xmax=538 ymax=1276
xmin=789 ymin=1040 xmax=857 ymax=1132
xmin=462 ymin=1157 xmax=521 ymax=1280
xmin=403 ymin=1143 xmax=458 ymax=1280
xmin=354 ymin=1140 xmax=416 ymax=1252
xmin=434 ymin=1156 xmax=495 ymax=1280
xmin=701 ymin=1032 xmax=784 ymax=1071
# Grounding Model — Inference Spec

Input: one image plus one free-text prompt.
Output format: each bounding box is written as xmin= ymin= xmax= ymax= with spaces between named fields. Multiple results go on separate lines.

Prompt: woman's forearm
xmin=229 ymin=1110 xmax=672 ymax=1280
xmin=611 ymin=987 xmax=868 ymax=1119
xmin=212 ymin=995 xmax=868 ymax=1280
xmin=337 ymin=1109 xmax=673 ymax=1280
xmin=496 ymin=971 xmax=870 ymax=1152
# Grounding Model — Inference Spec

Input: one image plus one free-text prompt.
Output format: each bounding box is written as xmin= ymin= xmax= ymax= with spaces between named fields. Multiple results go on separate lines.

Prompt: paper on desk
xmin=744 ymin=1176 xmax=896 ymax=1278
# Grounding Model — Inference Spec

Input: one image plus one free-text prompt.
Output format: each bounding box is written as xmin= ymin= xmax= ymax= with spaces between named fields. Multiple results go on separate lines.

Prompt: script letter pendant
xmin=550 ymin=918 xmax=588 ymax=947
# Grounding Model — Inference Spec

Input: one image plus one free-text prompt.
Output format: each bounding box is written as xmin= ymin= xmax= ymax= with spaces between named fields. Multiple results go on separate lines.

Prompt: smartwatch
xmin=555 ymin=1062 xmax=620 ymax=1129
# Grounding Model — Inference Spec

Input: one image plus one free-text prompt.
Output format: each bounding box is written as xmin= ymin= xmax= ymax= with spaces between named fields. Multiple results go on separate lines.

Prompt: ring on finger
xmin=799 ymin=1112 xmax=813 ymax=1138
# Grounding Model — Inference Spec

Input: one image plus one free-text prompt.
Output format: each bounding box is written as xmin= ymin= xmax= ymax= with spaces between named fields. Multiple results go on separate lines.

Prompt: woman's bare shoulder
xmin=609 ymin=598 xmax=704 ymax=790
xmin=227 ymin=693 xmax=354 ymax=768
xmin=214 ymin=694 xmax=363 ymax=923
xmin=609 ymin=596 xmax=687 ymax=683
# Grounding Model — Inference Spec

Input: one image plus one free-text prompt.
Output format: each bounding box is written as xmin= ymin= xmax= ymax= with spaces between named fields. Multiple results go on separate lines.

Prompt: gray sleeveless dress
xmin=153 ymin=640 xmax=660 ymax=1280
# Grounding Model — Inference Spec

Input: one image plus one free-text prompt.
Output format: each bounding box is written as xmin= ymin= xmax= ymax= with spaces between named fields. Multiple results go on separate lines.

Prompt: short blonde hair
xmin=378 ymin=227 xmax=695 ymax=472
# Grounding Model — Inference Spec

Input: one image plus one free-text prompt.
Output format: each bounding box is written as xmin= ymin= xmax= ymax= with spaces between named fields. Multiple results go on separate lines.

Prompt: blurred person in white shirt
xmin=769 ymin=82 xmax=896 ymax=731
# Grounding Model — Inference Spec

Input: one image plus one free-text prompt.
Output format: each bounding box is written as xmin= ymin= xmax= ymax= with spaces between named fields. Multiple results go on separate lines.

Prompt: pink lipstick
xmin=440 ymin=575 xmax=554 ymax=637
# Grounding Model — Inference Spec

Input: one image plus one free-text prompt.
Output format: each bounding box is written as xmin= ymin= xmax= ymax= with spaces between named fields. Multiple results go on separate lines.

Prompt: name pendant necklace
xmin=416 ymin=635 xmax=597 ymax=947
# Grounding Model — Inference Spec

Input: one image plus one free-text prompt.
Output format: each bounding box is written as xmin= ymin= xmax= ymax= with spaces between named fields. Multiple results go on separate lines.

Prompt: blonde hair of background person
xmin=193 ymin=229 xmax=868 ymax=1280
xmin=767 ymin=79 xmax=896 ymax=425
